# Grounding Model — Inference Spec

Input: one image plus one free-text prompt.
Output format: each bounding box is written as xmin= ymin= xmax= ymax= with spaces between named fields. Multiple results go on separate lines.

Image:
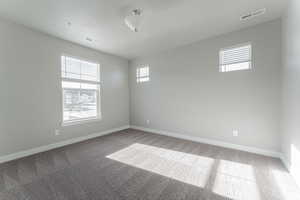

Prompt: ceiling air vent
xmin=240 ymin=8 xmax=266 ymax=21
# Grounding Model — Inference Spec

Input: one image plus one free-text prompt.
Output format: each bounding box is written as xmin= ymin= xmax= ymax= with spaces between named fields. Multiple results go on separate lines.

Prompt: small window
xmin=136 ymin=66 xmax=150 ymax=83
xmin=219 ymin=43 xmax=252 ymax=72
xmin=61 ymin=55 xmax=101 ymax=125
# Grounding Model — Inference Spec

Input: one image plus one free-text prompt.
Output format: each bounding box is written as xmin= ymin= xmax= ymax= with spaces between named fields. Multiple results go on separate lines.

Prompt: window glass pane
xmin=139 ymin=67 xmax=149 ymax=77
xmin=221 ymin=62 xmax=251 ymax=72
xmin=137 ymin=77 xmax=150 ymax=83
xmin=62 ymin=81 xmax=99 ymax=121
xmin=136 ymin=66 xmax=150 ymax=83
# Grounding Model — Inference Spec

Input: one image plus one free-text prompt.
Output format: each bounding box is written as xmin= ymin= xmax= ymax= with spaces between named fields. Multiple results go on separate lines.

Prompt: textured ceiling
xmin=0 ymin=0 xmax=286 ymax=59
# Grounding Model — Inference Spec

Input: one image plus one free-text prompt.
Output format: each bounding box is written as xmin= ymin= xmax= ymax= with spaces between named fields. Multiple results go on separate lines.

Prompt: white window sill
xmin=61 ymin=117 xmax=102 ymax=127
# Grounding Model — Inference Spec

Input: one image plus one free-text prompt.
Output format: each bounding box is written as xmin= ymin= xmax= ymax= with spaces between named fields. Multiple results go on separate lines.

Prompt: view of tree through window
xmin=61 ymin=56 xmax=101 ymax=123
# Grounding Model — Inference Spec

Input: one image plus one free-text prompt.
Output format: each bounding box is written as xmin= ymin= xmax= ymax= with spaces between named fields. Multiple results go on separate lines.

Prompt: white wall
xmin=0 ymin=16 xmax=284 ymax=159
xmin=0 ymin=18 xmax=130 ymax=157
xmin=281 ymin=0 xmax=300 ymax=186
xmin=129 ymin=20 xmax=282 ymax=152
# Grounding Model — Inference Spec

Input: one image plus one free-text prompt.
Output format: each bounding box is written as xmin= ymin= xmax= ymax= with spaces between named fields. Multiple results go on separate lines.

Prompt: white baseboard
xmin=280 ymin=154 xmax=300 ymax=188
xmin=0 ymin=125 xmax=283 ymax=164
xmin=280 ymin=154 xmax=291 ymax=172
xmin=0 ymin=125 xmax=130 ymax=164
xmin=131 ymin=126 xmax=281 ymax=158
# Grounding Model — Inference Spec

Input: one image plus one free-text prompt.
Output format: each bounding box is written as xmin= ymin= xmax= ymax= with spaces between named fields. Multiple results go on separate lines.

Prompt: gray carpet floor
xmin=0 ymin=129 xmax=299 ymax=200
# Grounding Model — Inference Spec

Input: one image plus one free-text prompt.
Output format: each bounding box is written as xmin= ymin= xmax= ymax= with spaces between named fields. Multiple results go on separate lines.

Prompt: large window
xmin=136 ymin=66 xmax=150 ymax=83
xmin=61 ymin=55 xmax=101 ymax=125
xmin=219 ymin=43 xmax=252 ymax=72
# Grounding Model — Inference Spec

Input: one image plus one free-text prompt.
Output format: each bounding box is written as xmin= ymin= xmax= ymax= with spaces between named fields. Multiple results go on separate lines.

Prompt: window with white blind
xmin=136 ymin=66 xmax=150 ymax=83
xmin=61 ymin=55 xmax=101 ymax=125
xmin=219 ymin=43 xmax=252 ymax=72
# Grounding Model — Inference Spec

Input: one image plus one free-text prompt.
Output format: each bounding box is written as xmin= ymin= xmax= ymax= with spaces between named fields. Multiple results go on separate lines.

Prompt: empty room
xmin=0 ymin=0 xmax=299 ymax=199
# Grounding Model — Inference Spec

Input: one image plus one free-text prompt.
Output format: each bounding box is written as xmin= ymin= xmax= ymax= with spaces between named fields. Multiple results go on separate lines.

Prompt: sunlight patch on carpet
xmin=107 ymin=143 xmax=214 ymax=188
xmin=213 ymin=160 xmax=261 ymax=200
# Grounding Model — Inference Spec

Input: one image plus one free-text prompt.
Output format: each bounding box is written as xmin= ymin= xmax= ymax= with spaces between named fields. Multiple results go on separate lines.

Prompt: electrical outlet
xmin=146 ymin=120 xmax=150 ymax=125
xmin=233 ymin=130 xmax=239 ymax=137
xmin=55 ymin=129 xmax=60 ymax=136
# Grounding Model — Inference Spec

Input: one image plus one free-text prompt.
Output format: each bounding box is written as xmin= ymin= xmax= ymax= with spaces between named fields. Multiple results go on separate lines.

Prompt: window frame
xmin=136 ymin=66 xmax=150 ymax=83
xmin=219 ymin=42 xmax=252 ymax=72
xmin=60 ymin=55 xmax=102 ymax=126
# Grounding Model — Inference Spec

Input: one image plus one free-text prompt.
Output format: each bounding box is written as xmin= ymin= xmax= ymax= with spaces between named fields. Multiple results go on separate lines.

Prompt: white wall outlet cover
xmin=55 ymin=129 xmax=60 ymax=136
xmin=233 ymin=130 xmax=239 ymax=137
xmin=146 ymin=120 xmax=150 ymax=124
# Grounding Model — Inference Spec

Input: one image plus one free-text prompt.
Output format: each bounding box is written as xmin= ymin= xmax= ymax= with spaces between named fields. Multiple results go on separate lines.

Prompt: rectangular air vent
xmin=240 ymin=8 xmax=266 ymax=21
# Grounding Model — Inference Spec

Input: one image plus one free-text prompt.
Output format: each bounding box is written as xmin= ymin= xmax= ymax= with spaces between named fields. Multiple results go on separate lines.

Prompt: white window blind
xmin=61 ymin=56 xmax=101 ymax=125
xmin=219 ymin=44 xmax=252 ymax=72
xmin=136 ymin=66 xmax=150 ymax=83
xmin=61 ymin=56 xmax=100 ymax=82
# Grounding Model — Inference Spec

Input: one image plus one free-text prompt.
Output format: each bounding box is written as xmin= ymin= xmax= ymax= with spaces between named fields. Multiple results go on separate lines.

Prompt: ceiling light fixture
xmin=86 ymin=37 xmax=93 ymax=42
xmin=240 ymin=8 xmax=266 ymax=21
xmin=125 ymin=9 xmax=143 ymax=32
